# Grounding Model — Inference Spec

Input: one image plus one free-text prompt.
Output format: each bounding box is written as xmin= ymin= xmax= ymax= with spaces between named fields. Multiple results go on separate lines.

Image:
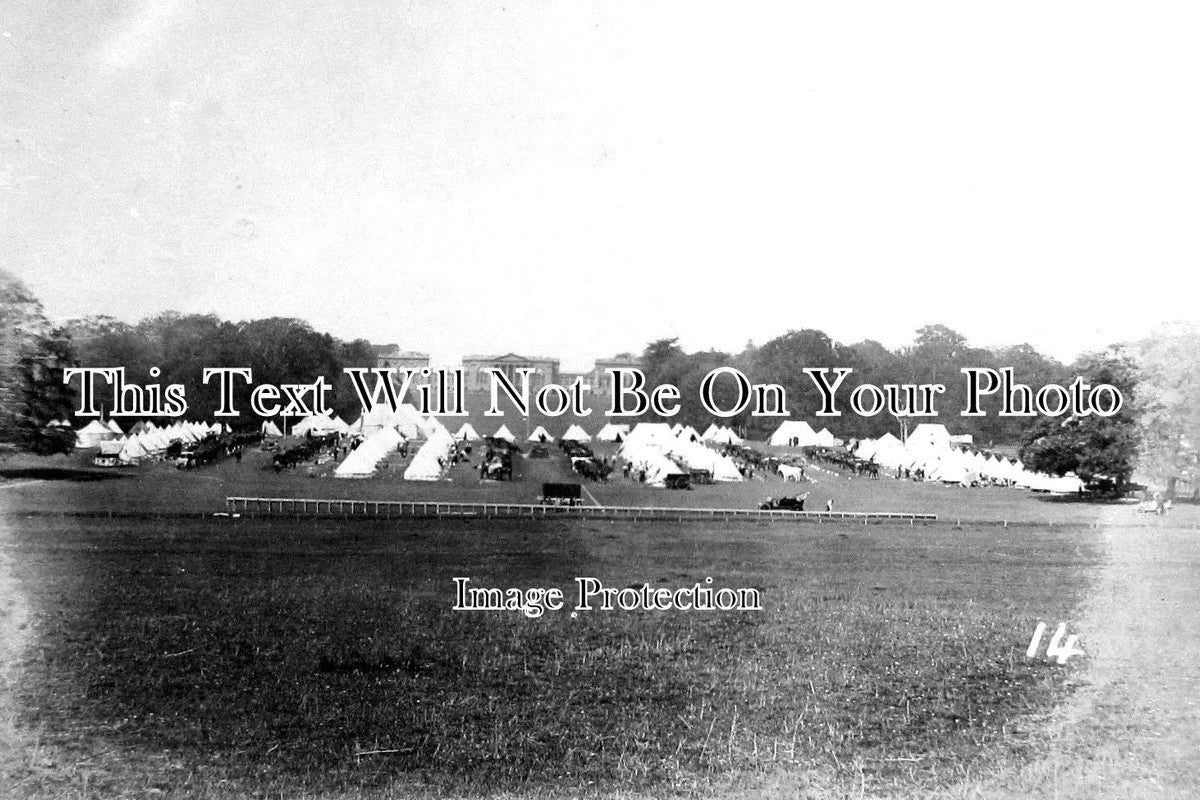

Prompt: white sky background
xmin=3 ymin=2 xmax=1198 ymax=371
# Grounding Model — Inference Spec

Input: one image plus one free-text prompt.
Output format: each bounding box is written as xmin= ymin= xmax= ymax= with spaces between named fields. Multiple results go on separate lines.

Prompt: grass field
xmin=4 ymin=439 xmax=1163 ymax=797
xmin=2 ymin=506 xmax=1105 ymax=798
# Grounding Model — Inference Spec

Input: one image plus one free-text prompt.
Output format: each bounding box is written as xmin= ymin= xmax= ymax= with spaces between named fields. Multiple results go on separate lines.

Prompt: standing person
xmin=826 ymin=498 xmax=834 ymax=512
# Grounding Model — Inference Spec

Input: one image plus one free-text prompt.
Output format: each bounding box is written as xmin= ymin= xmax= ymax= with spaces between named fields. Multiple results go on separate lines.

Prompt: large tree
xmin=750 ymin=329 xmax=839 ymax=419
xmin=1018 ymin=348 xmax=1139 ymax=488
xmin=900 ymin=324 xmax=984 ymax=386
xmin=0 ymin=270 xmax=78 ymax=452
xmin=676 ymin=349 xmax=749 ymax=431
xmin=971 ymin=343 xmax=1066 ymax=447
xmin=637 ymin=338 xmax=689 ymax=422
xmin=14 ymin=328 xmax=78 ymax=453
xmin=1131 ymin=323 xmax=1200 ymax=496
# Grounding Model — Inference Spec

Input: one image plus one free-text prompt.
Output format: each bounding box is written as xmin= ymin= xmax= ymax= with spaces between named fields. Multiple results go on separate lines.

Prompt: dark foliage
xmin=1019 ymin=349 xmax=1139 ymax=485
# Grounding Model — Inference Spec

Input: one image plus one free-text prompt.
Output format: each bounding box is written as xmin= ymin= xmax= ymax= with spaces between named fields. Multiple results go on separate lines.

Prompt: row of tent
xmin=278 ymin=408 xmax=751 ymax=449
xmin=72 ymin=418 xmax=127 ymax=448
xmin=70 ymin=410 xmax=1084 ymax=493
xmin=617 ymin=422 xmax=744 ymax=487
xmin=90 ymin=420 xmax=229 ymax=465
xmin=75 ymin=410 xmax=753 ymax=451
xmin=331 ymin=425 xmax=460 ymax=480
xmin=327 ymin=414 xmax=747 ymax=484
xmin=286 ymin=407 xmax=451 ymax=441
xmin=853 ymin=427 xmax=1085 ymax=493
xmin=437 ymin=420 xmax=746 ymax=446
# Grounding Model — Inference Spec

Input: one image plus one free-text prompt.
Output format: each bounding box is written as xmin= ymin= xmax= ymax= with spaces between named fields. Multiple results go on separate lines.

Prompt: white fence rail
xmin=225 ymin=496 xmax=937 ymax=523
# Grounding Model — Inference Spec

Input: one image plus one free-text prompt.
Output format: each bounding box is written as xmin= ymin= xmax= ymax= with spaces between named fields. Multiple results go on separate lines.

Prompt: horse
xmin=574 ymin=459 xmax=612 ymax=482
xmin=778 ymin=464 xmax=805 ymax=482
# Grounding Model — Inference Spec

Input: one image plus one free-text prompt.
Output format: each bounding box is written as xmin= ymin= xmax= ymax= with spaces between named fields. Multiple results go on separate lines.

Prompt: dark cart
xmin=664 ymin=473 xmax=692 ymax=490
xmin=541 ymin=482 xmax=583 ymax=506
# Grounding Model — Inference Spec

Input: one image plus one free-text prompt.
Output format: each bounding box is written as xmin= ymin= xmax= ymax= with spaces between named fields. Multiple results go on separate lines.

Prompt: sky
xmin=3 ymin=2 xmax=1198 ymax=371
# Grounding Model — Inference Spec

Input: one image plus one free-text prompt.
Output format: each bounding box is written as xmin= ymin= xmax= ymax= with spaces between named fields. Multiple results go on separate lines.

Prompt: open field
xmin=0 ymin=441 xmax=1150 ymax=526
xmin=886 ymin=510 xmax=1200 ymax=800
xmin=1 ymin=508 xmax=1104 ymax=798
xmin=4 ymin=443 xmax=1198 ymax=798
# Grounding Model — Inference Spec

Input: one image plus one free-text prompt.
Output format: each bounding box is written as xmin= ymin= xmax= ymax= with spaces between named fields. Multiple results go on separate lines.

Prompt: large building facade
xmin=373 ymin=345 xmax=431 ymax=392
xmin=371 ymin=347 xmax=637 ymax=398
xmin=374 ymin=344 xmax=430 ymax=373
xmin=590 ymin=353 xmax=642 ymax=397
xmin=462 ymin=353 xmax=560 ymax=392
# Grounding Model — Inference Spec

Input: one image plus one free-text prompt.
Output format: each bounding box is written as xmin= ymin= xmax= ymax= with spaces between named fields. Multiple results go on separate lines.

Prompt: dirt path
xmin=928 ymin=507 xmax=1200 ymax=799
xmin=1061 ymin=508 xmax=1200 ymax=795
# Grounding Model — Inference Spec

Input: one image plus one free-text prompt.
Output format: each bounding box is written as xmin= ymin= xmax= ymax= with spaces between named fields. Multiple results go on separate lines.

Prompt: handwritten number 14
xmin=1026 ymin=622 xmax=1084 ymax=664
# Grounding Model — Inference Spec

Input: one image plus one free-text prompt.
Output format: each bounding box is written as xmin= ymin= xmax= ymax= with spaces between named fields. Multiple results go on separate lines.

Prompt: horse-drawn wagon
xmin=541 ymin=482 xmax=583 ymax=506
xmin=760 ymin=493 xmax=809 ymax=511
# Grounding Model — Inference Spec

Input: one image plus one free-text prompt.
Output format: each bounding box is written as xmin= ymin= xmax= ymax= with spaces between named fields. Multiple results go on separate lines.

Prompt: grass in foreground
xmin=7 ymin=515 xmax=1101 ymax=797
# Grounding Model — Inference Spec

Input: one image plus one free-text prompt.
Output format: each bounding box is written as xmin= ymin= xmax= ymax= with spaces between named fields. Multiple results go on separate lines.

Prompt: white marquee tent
xmin=118 ymin=434 xmax=149 ymax=464
xmin=623 ymin=422 xmax=674 ymax=449
xmin=768 ymin=420 xmax=820 ymax=447
xmin=618 ymin=440 xmax=685 ymax=487
xmin=815 ymin=428 xmax=839 ymax=447
xmin=528 ymin=425 xmax=554 ymax=442
xmin=334 ymin=426 xmax=404 ymax=478
xmin=665 ymin=436 xmax=742 ymax=481
xmin=75 ymin=419 xmax=118 ymax=448
xmin=562 ymin=424 xmax=591 ymax=442
xmin=906 ymin=423 xmax=952 ymax=452
xmin=596 ymin=423 xmax=630 ymax=442
xmin=404 ymin=429 xmax=456 ymax=481
xmin=708 ymin=426 xmax=743 ymax=445
xmin=356 ymin=403 xmax=426 ymax=439
xmin=454 ymin=423 xmax=480 ymax=441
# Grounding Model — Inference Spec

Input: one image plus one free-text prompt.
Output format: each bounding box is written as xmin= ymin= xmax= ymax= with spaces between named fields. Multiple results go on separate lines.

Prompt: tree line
xmin=0 ymin=270 xmax=375 ymax=451
xmin=636 ymin=324 xmax=1072 ymax=445
xmin=633 ymin=324 xmax=1190 ymax=493
xmin=1 ymin=268 xmax=1196 ymax=494
xmin=65 ymin=312 xmax=376 ymax=424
